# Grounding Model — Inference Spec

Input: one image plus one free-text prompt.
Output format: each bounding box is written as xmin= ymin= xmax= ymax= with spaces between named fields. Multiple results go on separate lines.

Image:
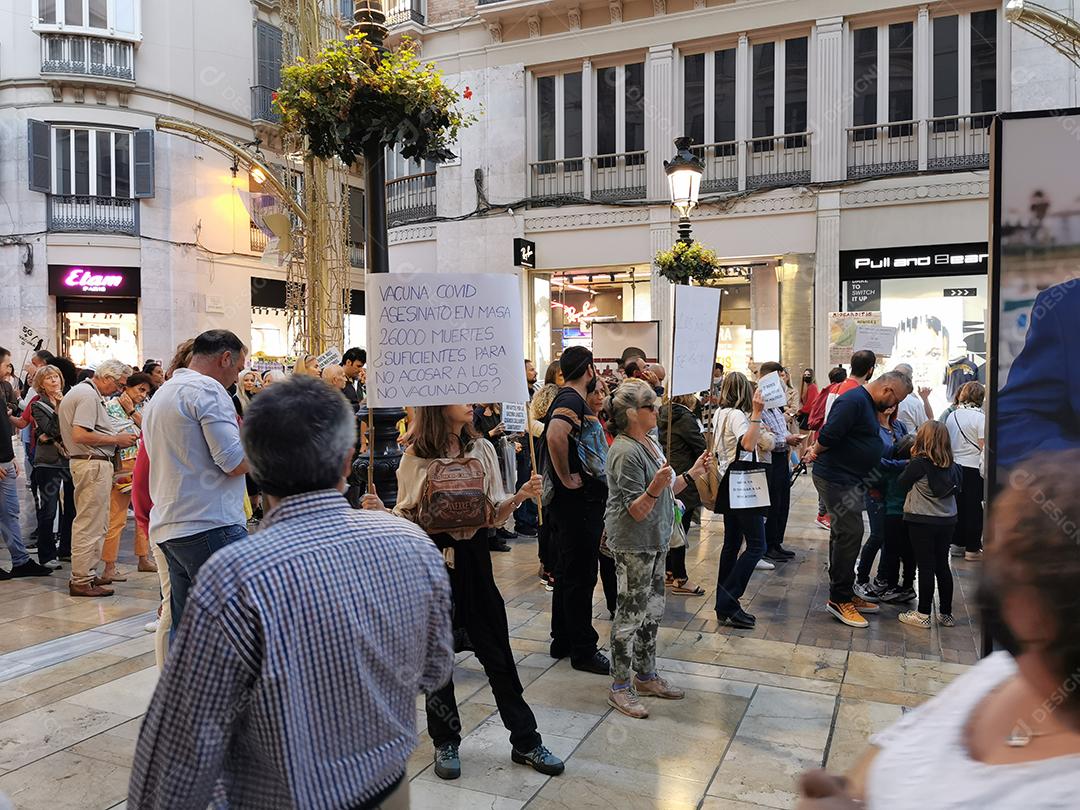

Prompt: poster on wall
xmin=592 ymin=321 xmax=660 ymax=371
xmin=365 ymin=272 xmax=529 ymax=407
xmin=828 ymin=311 xmax=880 ymax=364
xmin=989 ymin=111 xmax=1080 ymax=483
xmin=716 ymin=325 xmax=752 ymax=377
xmin=670 ymin=285 xmax=722 ymax=396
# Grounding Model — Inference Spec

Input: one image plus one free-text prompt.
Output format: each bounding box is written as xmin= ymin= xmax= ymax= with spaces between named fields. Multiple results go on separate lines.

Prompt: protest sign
xmin=670 ymin=285 xmax=722 ymax=396
xmin=502 ymin=402 xmax=528 ymax=433
xmin=757 ymin=371 xmax=788 ymax=409
xmin=19 ymin=325 xmax=44 ymax=349
xmin=315 ymin=346 xmax=342 ymax=370
xmin=829 ymin=311 xmax=881 ymax=364
xmin=853 ymin=324 xmax=897 ymax=358
xmin=365 ymin=273 xmax=529 ymax=408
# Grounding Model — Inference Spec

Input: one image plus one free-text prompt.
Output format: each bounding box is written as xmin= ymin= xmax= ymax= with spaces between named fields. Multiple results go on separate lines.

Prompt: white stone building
xmin=0 ymin=0 xmax=1077 ymax=398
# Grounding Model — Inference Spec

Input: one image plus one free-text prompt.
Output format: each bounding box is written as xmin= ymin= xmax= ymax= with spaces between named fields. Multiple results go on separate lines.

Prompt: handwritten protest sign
xmin=670 ymin=285 xmax=722 ymax=396
xmin=757 ymin=371 xmax=788 ymax=409
xmin=853 ymin=324 xmax=897 ymax=358
xmin=501 ymin=402 xmax=528 ymax=433
xmin=829 ymin=311 xmax=881 ymax=364
xmin=365 ymin=273 xmax=529 ymax=408
xmin=315 ymin=346 xmax=342 ymax=370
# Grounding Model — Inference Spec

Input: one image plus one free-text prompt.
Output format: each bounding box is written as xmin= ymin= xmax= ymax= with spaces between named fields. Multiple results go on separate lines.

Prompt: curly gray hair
xmin=605 ymin=378 xmax=656 ymax=433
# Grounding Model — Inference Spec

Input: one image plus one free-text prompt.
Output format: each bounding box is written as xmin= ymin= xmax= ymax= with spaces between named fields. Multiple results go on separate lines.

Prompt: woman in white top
xmin=944 ymin=381 xmax=986 ymax=561
xmin=796 ymin=450 xmax=1080 ymax=810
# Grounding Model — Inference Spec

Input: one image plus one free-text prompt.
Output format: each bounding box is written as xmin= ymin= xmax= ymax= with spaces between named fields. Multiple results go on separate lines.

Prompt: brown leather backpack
xmin=417 ymin=457 xmax=494 ymax=535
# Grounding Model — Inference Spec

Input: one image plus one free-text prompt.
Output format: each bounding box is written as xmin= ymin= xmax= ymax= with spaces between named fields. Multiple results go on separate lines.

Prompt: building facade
xmin=0 ymin=0 xmax=1077 ymax=399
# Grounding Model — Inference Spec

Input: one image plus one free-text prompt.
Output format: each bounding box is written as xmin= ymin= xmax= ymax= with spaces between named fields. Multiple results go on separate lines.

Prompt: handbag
xmin=669 ymin=501 xmax=687 ymax=549
xmin=713 ymin=410 xmax=771 ymax=514
xmin=417 ymin=457 xmax=495 ymax=535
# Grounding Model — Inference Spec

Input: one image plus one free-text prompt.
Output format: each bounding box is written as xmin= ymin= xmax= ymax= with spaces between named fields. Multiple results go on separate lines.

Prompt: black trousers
xmin=599 ymin=553 xmax=617 ymax=616
xmin=813 ymin=475 xmax=865 ymax=604
xmin=764 ymin=451 xmax=791 ymax=551
xmin=426 ymin=533 xmax=541 ymax=753
xmin=549 ymin=490 xmax=603 ymax=663
xmin=665 ymin=506 xmax=695 ymax=580
xmin=32 ymin=466 xmax=74 ymax=563
xmin=878 ymin=514 xmax=915 ymax=589
xmin=908 ymin=521 xmax=954 ymax=615
xmin=954 ymin=466 xmax=984 ymax=553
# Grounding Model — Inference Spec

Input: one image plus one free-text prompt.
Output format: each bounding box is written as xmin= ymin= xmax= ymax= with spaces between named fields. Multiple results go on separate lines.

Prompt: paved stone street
xmin=0 ymin=468 xmax=979 ymax=809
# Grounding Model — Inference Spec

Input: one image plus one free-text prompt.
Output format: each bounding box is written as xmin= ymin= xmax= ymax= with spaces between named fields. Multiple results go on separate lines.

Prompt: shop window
xmin=31 ymin=124 xmax=153 ymax=199
xmin=35 ymin=0 xmax=139 ymax=35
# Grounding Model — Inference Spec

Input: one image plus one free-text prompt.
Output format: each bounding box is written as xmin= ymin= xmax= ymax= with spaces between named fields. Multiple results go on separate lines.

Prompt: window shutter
xmin=349 ymin=186 xmax=366 ymax=243
xmin=133 ymin=129 xmax=155 ymax=198
xmin=256 ymin=22 xmax=283 ymax=89
xmin=28 ymin=120 xmax=52 ymax=194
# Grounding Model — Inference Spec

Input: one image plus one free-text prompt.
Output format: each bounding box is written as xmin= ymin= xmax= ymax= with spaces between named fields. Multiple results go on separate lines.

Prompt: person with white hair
xmin=321 ymin=364 xmax=347 ymax=391
xmin=893 ymin=363 xmax=934 ymax=433
xmin=262 ymin=368 xmax=286 ymax=387
xmin=58 ymin=358 xmax=137 ymax=597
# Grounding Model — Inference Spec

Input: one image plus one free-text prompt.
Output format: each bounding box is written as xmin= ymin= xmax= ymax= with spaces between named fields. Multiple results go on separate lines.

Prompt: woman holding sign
xmin=361 ymin=404 xmax=564 ymax=782
xmin=711 ymin=372 xmax=769 ymax=629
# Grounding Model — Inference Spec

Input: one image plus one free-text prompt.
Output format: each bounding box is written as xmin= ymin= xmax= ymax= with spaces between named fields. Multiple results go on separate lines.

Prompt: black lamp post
xmin=350 ymin=0 xmax=406 ymax=506
xmin=664 ymin=136 xmax=705 ymax=244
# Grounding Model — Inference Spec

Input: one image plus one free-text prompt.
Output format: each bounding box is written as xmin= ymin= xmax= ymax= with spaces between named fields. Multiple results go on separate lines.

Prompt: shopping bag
xmin=728 ymin=466 xmax=771 ymax=510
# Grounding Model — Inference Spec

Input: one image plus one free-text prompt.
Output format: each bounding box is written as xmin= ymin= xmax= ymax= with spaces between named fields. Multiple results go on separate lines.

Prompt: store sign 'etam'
xmin=48 ymin=265 xmax=141 ymax=298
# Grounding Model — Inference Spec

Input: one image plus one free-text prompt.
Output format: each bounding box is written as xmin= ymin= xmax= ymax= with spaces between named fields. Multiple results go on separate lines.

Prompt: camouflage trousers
xmin=609 ymin=549 xmax=668 ymax=683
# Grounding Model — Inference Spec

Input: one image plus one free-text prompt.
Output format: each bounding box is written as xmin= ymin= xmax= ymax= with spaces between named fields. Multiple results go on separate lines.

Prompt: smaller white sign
xmin=853 ymin=325 xmax=898 ymax=358
xmin=756 ymin=371 xmax=788 ymax=410
xmin=316 ymin=346 xmax=343 ymax=371
xmin=19 ymin=325 xmax=44 ymax=348
xmin=501 ymin=402 xmax=528 ymax=433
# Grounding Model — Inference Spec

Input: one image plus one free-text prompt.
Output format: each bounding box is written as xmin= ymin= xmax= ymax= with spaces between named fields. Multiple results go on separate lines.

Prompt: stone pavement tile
xmin=838 ymin=683 xmax=931 ymax=708
xmin=64 ymin=666 xmax=159 ymax=720
xmin=0 ymin=750 xmax=130 ymax=810
xmin=523 ymin=661 xmax=615 ymax=716
xmin=735 ymin=686 xmax=836 ymax=750
xmin=509 ymin=637 xmax=551 ymax=655
xmin=527 ymin=762 xmax=704 ymax=809
xmin=37 ymin=599 xmax=160 ymax=629
xmin=824 ymin=698 xmax=905 ymax=773
xmin=706 ymin=738 xmax=819 ymax=810
xmin=657 ymin=657 xmax=839 ymax=697
xmin=0 ymin=616 xmax=107 ymax=655
xmin=465 ymin=663 xmax=549 ymax=709
xmin=68 ymin=727 xmax=140 ymax=767
xmin=700 ymin=799 xmax=778 ymax=810
xmin=409 ymin=779 xmax=524 ymax=810
xmin=414 ymin=716 xmax=578 ymax=801
xmin=407 ymin=701 xmax=495 ymax=780
xmin=0 ymin=590 xmax=76 ymax=624
xmin=0 ymin=701 xmax=129 ymax=771
xmin=0 ymin=581 xmax=55 ymax=607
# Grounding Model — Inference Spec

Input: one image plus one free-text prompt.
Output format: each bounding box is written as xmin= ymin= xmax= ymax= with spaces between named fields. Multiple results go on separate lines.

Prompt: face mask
xmin=654 ymin=385 xmax=664 ymax=397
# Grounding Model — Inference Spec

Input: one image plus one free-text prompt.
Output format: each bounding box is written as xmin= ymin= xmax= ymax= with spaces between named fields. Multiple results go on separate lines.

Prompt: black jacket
xmin=659 ymin=403 xmax=706 ymax=510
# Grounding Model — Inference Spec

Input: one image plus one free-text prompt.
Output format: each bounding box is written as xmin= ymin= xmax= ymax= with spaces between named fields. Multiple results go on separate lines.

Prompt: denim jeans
xmin=714 ymin=510 xmax=767 ymax=615
xmin=32 ymin=466 xmax=75 ymax=564
xmin=0 ymin=461 xmax=30 ymax=568
xmin=160 ymin=524 xmax=248 ymax=639
xmin=856 ymin=496 xmax=886 ymax=585
xmin=813 ymin=475 xmax=866 ymax=604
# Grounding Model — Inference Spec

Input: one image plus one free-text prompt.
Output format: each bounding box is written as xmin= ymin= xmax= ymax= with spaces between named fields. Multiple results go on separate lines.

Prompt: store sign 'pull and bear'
xmin=840 ymin=242 xmax=989 ymax=279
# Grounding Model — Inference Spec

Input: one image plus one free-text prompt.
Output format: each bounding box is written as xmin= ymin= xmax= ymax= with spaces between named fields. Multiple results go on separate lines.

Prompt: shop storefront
xmin=840 ymin=242 xmax=989 ymax=415
xmin=250 ymin=276 xmax=366 ymax=367
xmin=49 ymin=265 xmax=141 ymax=368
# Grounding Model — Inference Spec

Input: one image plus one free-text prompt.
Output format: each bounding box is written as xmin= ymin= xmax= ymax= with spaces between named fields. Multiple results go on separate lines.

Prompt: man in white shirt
xmin=893 ymin=363 xmax=933 ymax=433
xmin=142 ymin=330 xmax=249 ymax=635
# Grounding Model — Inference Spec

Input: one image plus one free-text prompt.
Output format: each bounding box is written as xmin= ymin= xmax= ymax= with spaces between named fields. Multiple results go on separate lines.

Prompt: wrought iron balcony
xmin=928 ymin=113 xmax=993 ymax=171
xmin=746 ymin=133 xmax=812 ymax=189
xmin=40 ymin=33 xmax=134 ymax=82
xmin=386 ymin=172 xmax=436 ymax=227
xmin=251 ymin=85 xmax=280 ymax=124
xmin=690 ymin=142 xmax=738 ymax=193
xmin=590 ymin=151 xmax=647 ymax=201
xmin=846 ymin=121 xmax=919 ymax=179
xmin=386 ymin=0 xmax=424 ymax=26
xmin=47 ymin=195 xmax=138 ymax=236
xmin=349 ymin=241 xmax=365 ymax=268
xmin=529 ymin=158 xmax=585 ymax=205
xmin=250 ymin=222 xmax=268 ymax=254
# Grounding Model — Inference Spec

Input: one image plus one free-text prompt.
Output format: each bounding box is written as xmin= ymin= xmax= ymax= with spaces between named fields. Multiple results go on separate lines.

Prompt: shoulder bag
xmin=713 ymin=409 xmax=771 ymax=514
xmin=417 ymin=457 xmax=495 ymax=536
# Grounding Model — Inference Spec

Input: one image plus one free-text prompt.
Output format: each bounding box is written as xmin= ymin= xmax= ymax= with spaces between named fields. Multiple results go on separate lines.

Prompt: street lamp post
xmin=664 ymin=136 xmax=704 ymax=243
xmin=351 ymin=0 xmax=406 ymax=506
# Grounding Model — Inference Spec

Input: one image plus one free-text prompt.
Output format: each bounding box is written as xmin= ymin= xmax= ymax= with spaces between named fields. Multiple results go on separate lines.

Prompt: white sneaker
xmin=950 ymin=544 xmax=965 ymax=557
xmin=43 ymin=559 xmax=62 ymax=570
xmin=143 ymin=619 xmax=159 ymax=633
xmin=755 ymin=558 xmax=775 ymax=571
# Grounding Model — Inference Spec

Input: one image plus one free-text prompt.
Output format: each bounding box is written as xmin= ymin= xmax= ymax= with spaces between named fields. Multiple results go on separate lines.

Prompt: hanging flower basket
xmin=655 ymin=240 xmax=724 ymax=285
xmin=274 ymin=35 xmax=475 ymax=165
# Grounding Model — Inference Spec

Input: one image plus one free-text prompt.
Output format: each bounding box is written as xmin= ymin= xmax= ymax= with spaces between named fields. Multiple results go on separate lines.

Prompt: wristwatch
xmin=683 ymin=472 xmax=695 ymax=488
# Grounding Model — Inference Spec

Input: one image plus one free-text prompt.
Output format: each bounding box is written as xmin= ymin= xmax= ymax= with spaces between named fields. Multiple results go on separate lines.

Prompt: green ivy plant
xmin=655 ymin=240 xmax=724 ymax=285
xmin=275 ymin=35 xmax=475 ymax=164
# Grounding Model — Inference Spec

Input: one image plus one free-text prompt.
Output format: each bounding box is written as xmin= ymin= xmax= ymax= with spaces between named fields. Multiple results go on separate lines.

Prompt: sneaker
xmin=544 ymin=579 xmax=554 ymax=592
xmin=571 ymin=651 xmax=611 ymax=675
xmin=755 ymin=558 xmax=775 ymax=571
xmin=964 ymin=551 xmax=983 ymax=562
xmin=143 ymin=619 xmax=159 ymax=633
xmin=633 ymin=674 xmax=685 ymax=700
xmin=716 ymin=609 xmax=756 ymax=629
xmin=433 ymin=743 xmax=461 ymax=780
xmin=898 ymin=610 xmax=931 ymax=629
xmin=43 ymin=559 xmax=62 ymax=570
xmin=826 ymin=601 xmax=868 ymax=628
xmin=950 ymin=544 xmax=965 ymax=557
xmin=879 ymin=586 xmax=916 ymax=604
xmin=937 ymin=613 xmax=956 ymax=627
xmin=511 ymin=744 xmax=565 ymax=775
xmin=10 ymin=560 xmax=53 ymax=578
xmin=852 ymin=594 xmax=880 ymax=614
xmin=815 ymin=514 xmax=831 ymax=530
xmin=853 ymin=582 xmax=881 ymax=603
xmin=608 ymin=686 xmax=649 ymax=718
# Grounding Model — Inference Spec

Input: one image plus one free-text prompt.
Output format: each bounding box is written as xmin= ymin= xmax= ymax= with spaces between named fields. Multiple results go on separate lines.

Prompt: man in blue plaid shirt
xmin=129 ymin=376 xmax=453 ymax=809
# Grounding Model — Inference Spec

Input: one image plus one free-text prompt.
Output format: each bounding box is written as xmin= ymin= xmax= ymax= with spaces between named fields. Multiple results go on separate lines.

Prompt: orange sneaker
xmin=826 ymin=600 xmax=869 ymax=628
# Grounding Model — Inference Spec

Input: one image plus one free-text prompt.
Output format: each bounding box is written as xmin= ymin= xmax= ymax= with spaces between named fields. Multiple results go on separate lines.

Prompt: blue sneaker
xmin=511 ymin=744 xmax=565 ymax=776
xmin=433 ymin=743 xmax=460 ymax=780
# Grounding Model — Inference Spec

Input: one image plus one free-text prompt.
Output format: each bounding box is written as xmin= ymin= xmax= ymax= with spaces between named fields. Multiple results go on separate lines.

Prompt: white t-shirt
xmin=868 ymin=652 xmax=1080 ymax=809
xmin=945 ymin=406 xmax=985 ymax=469
xmin=897 ymin=393 xmax=929 ymax=434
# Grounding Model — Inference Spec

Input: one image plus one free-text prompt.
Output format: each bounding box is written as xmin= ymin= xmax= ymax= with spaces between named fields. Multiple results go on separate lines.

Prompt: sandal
xmin=671 ymin=579 xmax=705 ymax=596
xmin=664 ymin=573 xmax=675 ymax=587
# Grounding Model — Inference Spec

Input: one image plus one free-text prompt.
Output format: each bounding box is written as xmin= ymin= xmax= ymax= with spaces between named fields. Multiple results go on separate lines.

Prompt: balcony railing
xmin=386 ymin=172 xmax=436 ymax=227
xmin=591 ymin=151 xmax=648 ymax=201
xmin=250 ymin=222 xmax=268 ymax=253
xmin=928 ymin=113 xmax=993 ymax=171
xmin=251 ymin=85 xmax=280 ymax=124
xmin=47 ymin=195 xmax=138 ymax=236
xmin=746 ymin=133 xmax=812 ymax=189
xmin=40 ymin=33 xmax=134 ymax=81
xmin=846 ymin=121 xmax=919 ymax=179
xmin=386 ymin=0 xmax=424 ymax=25
xmin=690 ymin=142 xmax=738 ymax=193
xmin=349 ymin=241 xmax=365 ymax=268
xmin=530 ymin=158 xmax=585 ymax=204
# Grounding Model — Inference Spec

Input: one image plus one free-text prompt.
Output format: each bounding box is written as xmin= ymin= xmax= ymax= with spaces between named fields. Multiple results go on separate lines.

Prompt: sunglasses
xmin=639 ymin=403 xmax=659 ymax=412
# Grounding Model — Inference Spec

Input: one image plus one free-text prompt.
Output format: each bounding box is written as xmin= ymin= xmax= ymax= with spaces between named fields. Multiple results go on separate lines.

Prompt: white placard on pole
xmin=501 ymin=402 xmax=528 ymax=433
xmin=853 ymin=324 xmax=898 ymax=358
xmin=757 ymin=371 xmax=788 ymax=409
xmin=315 ymin=346 xmax=343 ymax=370
xmin=365 ymin=272 xmax=529 ymax=408
xmin=670 ymin=284 xmax=723 ymax=396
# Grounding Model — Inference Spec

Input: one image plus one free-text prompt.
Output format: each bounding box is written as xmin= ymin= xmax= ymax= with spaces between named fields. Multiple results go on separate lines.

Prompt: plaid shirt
xmin=129 ymin=490 xmax=453 ymax=809
xmin=761 ymin=407 xmax=788 ymax=449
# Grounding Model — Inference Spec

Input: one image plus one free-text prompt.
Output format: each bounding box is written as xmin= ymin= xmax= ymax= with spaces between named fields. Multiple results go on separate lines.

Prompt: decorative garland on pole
xmin=654 ymin=240 xmax=725 ymax=285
